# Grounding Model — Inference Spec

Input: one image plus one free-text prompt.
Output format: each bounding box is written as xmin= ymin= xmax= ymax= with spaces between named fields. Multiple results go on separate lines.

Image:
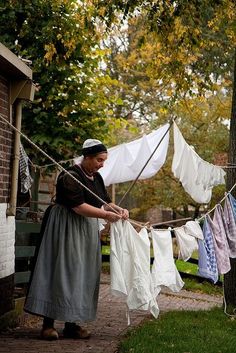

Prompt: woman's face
xmin=84 ymin=153 xmax=108 ymax=173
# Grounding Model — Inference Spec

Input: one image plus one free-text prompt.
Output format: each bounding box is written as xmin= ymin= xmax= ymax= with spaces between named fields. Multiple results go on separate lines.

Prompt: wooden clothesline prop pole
xmin=2 ymin=111 xmax=235 ymax=230
xmin=111 ymin=184 xmax=116 ymax=204
xmin=118 ymin=117 xmax=176 ymax=206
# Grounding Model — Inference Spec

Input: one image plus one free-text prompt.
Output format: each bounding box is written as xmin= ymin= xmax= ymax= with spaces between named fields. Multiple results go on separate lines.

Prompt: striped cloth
xmin=19 ymin=143 xmax=33 ymax=193
xmin=207 ymin=205 xmax=230 ymax=275
xmin=229 ymin=194 xmax=236 ymax=221
xmin=224 ymin=195 xmax=236 ymax=258
xmin=198 ymin=218 xmax=219 ymax=284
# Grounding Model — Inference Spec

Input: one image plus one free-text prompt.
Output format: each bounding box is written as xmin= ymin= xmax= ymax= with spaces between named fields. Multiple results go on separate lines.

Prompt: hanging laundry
xmin=95 ymin=124 xmax=170 ymax=186
xmin=206 ymin=205 xmax=231 ymax=275
xmin=110 ymin=220 xmax=159 ymax=320
xmin=196 ymin=161 xmax=226 ymax=191
xmin=19 ymin=142 xmax=33 ymax=193
xmin=174 ymin=226 xmax=198 ymax=261
xmin=184 ymin=220 xmax=204 ymax=240
xmin=151 ymin=229 xmax=184 ymax=295
xmin=223 ymin=195 xmax=236 ymax=258
xmin=229 ymin=194 xmax=236 ymax=221
xmin=171 ymin=122 xmax=226 ymax=204
xmin=197 ymin=218 xmax=219 ymax=284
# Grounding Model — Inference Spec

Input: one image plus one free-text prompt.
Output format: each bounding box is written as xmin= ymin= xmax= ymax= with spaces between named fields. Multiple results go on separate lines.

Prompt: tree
xmin=94 ymin=9 xmax=232 ymax=218
xmin=118 ymin=93 xmax=229 ymax=220
xmin=100 ymin=0 xmax=236 ymax=309
xmin=0 ymin=0 xmax=110 ymax=164
xmin=224 ymin=50 xmax=236 ymax=313
xmin=1 ymin=1 xmax=236 ymax=306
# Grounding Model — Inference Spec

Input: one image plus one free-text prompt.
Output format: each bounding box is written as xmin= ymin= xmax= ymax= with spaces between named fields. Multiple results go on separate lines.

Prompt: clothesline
xmin=29 ymin=157 xmax=236 ymax=171
xmin=0 ymin=113 xmax=150 ymax=229
xmin=131 ymin=184 xmax=236 ymax=230
xmin=1 ymin=111 xmax=235 ymax=232
xmin=29 ymin=159 xmax=75 ymax=170
xmin=197 ymin=181 xmax=236 ymax=222
xmin=221 ymin=165 xmax=236 ymax=169
xmin=31 ymin=121 xmax=230 ymax=209
xmin=0 ymin=113 xmax=121 ymax=216
xmin=110 ymin=194 xmax=236 ymax=321
xmin=29 ymin=159 xmax=236 ymax=171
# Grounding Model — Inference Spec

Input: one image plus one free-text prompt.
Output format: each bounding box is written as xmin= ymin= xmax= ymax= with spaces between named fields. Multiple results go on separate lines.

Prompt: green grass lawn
xmin=102 ymin=245 xmax=110 ymax=255
xmin=181 ymin=277 xmax=222 ymax=296
xmin=175 ymin=259 xmax=198 ymax=275
xmin=118 ymin=308 xmax=236 ymax=353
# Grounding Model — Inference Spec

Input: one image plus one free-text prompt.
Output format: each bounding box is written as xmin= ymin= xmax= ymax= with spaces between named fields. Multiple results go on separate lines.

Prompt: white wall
xmin=0 ymin=203 xmax=15 ymax=279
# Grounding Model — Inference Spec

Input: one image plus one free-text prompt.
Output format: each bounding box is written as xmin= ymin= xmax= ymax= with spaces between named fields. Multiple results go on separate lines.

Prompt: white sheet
xmin=171 ymin=122 xmax=225 ymax=204
xmin=151 ymin=229 xmax=184 ymax=295
xmin=98 ymin=124 xmax=170 ymax=186
xmin=110 ymin=220 xmax=159 ymax=320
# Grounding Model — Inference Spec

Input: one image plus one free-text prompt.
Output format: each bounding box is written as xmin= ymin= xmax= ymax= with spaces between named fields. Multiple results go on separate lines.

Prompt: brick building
xmin=0 ymin=43 xmax=35 ymax=321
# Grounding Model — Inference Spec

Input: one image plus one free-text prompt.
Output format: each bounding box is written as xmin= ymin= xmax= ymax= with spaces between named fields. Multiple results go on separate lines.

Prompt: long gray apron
xmin=24 ymin=204 xmax=101 ymax=322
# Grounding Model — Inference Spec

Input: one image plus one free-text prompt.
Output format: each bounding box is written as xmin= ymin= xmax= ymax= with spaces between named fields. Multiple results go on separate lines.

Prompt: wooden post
xmin=111 ymin=184 xmax=116 ymax=203
xmin=30 ymin=168 xmax=40 ymax=212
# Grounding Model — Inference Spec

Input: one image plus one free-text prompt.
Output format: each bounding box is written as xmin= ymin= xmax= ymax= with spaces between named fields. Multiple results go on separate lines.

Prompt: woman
xmin=24 ymin=139 xmax=129 ymax=340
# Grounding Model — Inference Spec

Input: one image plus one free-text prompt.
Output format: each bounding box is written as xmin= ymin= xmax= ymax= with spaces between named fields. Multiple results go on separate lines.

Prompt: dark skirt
xmin=24 ymin=204 xmax=101 ymax=322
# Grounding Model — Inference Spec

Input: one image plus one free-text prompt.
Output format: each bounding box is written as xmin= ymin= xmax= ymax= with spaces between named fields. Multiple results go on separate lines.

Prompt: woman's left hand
xmin=105 ymin=203 xmax=129 ymax=220
xmin=119 ymin=208 xmax=129 ymax=220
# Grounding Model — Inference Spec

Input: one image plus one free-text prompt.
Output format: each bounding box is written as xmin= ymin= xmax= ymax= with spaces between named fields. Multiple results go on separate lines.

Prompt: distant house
xmin=0 ymin=43 xmax=35 ymax=321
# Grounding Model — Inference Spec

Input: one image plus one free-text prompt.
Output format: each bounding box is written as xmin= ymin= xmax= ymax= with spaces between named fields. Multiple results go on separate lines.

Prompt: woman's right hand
xmin=105 ymin=211 xmax=122 ymax=223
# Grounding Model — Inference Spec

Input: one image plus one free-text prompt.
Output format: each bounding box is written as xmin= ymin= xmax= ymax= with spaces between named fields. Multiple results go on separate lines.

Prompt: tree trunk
xmin=223 ymin=49 xmax=236 ymax=313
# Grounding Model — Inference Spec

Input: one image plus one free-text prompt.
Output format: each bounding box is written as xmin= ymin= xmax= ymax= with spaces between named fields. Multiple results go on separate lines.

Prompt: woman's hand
xmin=104 ymin=203 xmax=129 ymax=220
xmin=72 ymin=203 xmax=127 ymax=223
xmin=119 ymin=208 xmax=129 ymax=220
xmin=103 ymin=203 xmax=129 ymax=222
xmin=105 ymin=211 xmax=122 ymax=223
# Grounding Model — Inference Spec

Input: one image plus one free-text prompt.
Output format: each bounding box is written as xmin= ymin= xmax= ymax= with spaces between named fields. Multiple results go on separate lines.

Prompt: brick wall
xmin=0 ymin=75 xmax=13 ymax=203
xmin=0 ymin=75 xmax=15 ymax=315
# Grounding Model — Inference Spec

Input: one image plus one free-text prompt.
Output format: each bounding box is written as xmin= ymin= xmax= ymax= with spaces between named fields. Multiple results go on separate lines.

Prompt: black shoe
xmin=40 ymin=327 xmax=59 ymax=340
xmin=63 ymin=324 xmax=91 ymax=339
